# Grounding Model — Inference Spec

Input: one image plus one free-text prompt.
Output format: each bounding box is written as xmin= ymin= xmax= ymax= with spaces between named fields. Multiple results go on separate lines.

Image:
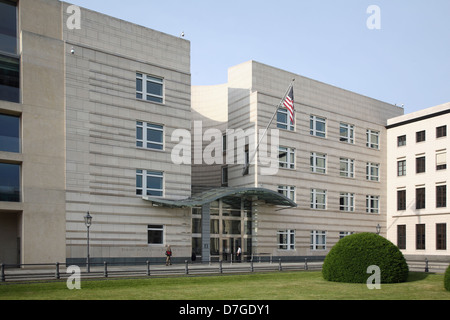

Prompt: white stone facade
xmin=387 ymin=103 xmax=450 ymax=258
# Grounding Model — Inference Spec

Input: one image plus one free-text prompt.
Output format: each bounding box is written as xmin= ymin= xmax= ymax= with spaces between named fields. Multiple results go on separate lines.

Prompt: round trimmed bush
xmin=445 ymin=265 xmax=450 ymax=291
xmin=322 ymin=233 xmax=409 ymax=284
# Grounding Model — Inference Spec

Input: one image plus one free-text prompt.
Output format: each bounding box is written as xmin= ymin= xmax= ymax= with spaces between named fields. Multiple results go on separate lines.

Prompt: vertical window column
xmin=0 ymin=0 xmax=20 ymax=103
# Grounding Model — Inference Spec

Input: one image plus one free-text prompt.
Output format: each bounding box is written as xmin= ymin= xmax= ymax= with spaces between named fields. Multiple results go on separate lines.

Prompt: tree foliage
xmin=322 ymin=233 xmax=409 ymax=284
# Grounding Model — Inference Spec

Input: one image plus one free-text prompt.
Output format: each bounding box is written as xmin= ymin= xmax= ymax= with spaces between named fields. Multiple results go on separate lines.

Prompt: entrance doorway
xmin=191 ymin=199 xmax=252 ymax=262
xmin=221 ymin=238 xmax=242 ymax=261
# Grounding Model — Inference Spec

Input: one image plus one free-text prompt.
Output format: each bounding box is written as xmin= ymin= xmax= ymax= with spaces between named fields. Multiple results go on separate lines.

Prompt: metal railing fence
xmin=0 ymin=258 xmax=323 ymax=283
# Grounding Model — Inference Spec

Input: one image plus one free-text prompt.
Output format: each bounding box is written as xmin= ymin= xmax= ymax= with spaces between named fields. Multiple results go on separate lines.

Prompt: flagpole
xmin=242 ymin=78 xmax=296 ymax=175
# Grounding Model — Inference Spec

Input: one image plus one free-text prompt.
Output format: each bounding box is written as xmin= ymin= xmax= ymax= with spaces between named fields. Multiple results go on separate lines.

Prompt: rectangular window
xmin=397 ymin=160 xmax=406 ymax=176
xmin=397 ymin=190 xmax=406 ymax=211
xmin=136 ymin=121 xmax=164 ymax=150
xmin=0 ymin=0 xmax=18 ymax=55
xmin=339 ymin=193 xmax=355 ymax=212
xmin=222 ymin=220 xmax=241 ymax=235
xmin=310 ymin=115 xmax=326 ymax=138
xmin=366 ymin=195 xmax=379 ymax=214
xmin=278 ymin=230 xmax=295 ymax=250
xmin=397 ymin=225 xmax=406 ymax=250
xmin=436 ymin=185 xmax=447 ymax=208
xmin=0 ymin=113 xmax=20 ymax=153
xmin=278 ymin=185 xmax=295 ymax=201
xmin=340 ymin=123 xmax=354 ymax=144
xmin=416 ymin=224 xmax=426 ymax=250
xmin=311 ymin=189 xmax=327 ymax=210
xmin=277 ymin=108 xmax=294 ymax=131
xmin=436 ymin=223 xmax=447 ymax=250
xmin=366 ymin=162 xmax=380 ymax=181
xmin=136 ymin=73 xmax=164 ymax=103
xmin=310 ymin=230 xmax=327 ymax=250
xmin=0 ymin=1 xmax=19 ymax=103
xmin=0 ymin=54 xmax=20 ymax=103
xmin=436 ymin=151 xmax=447 ymax=171
xmin=416 ymin=156 xmax=426 ymax=173
xmin=279 ymin=147 xmax=295 ymax=169
xmin=0 ymin=162 xmax=20 ymax=202
xmin=416 ymin=187 xmax=426 ymax=209
xmin=221 ymin=166 xmax=228 ymax=186
xmin=310 ymin=152 xmax=327 ymax=174
xmin=397 ymin=135 xmax=406 ymax=147
xmin=436 ymin=125 xmax=447 ymax=138
xmin=148 ymin=225 xmax=164 ymax=245
xmin=339 ymin=231 xmax=354 ymax=239
xmin=192 ymin=218 xmax=202 ymax=234
xmin=416 ymin=130 xmax=426 ymax=143
xmin=340 ymin=158 xmax=354 ymax=178
xmin=136 ymin=170 xmax=164 ymax=197
xmin=366 ymin=130 xmax=379 ymax=149
xmin=222 ymin=133 xmax=227 ymax=153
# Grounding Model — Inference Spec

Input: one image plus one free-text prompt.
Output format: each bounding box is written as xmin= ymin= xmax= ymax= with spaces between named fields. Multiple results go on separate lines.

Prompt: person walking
xmin=165 ymin=245 xmax=172 ymax=266
xmin=236 ymin=246 xmax=242 ymax=262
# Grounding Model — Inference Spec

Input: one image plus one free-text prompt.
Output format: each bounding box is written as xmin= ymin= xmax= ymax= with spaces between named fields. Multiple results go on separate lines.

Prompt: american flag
xmin=283 ymin=86 xmax=295 ymax=124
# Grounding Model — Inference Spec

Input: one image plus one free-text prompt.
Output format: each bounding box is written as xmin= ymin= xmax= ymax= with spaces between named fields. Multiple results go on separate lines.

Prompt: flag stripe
xmin=283 ymin=87 xmax=295 ymax=124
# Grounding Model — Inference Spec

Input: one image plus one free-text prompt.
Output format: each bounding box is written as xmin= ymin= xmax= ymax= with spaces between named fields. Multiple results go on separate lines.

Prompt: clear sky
xmin=67 ymin=0 xmax=450 ymax=114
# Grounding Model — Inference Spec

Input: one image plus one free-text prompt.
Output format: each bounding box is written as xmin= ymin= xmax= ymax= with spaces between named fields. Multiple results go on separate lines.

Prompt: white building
xmin=387 ymin=102 xmax=450 ymax=261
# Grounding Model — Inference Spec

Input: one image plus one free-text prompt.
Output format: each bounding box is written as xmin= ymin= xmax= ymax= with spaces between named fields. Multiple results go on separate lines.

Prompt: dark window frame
xmin=416 ymin=156 xmax=426 ymax=174
xmin=416 ymin=187 xmax=426 ymax=209
xmin=416 ymin=224 xmax=426 ymax=250
xmin=436 ymin=125 xmax=447 ymax=138
xmin=436 ymin=185 xmax=447 ymax=208
xmin=416 ymin=130 xmax=426 ymax=143
xmin=397 ymin=225 xmax=406 ymax=250
xmin=397 ymin=160 xmax=406 ymax=176
xmin=397 ymin=190 xmax=406 ymax=211
xmin=436 ymin=223 xmax=447 ymax=250
xmin=0 ymin=162 xmax=20 ymax=202
xmin=397 ymin=135 xmax=406 ymax=147
xmin=147 ymin=224 xmax=164 ymax=245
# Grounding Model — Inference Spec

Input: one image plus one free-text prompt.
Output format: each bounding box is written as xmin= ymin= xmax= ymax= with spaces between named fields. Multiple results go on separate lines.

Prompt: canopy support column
xmin=201 ymin=203 xmax=211 ymax=263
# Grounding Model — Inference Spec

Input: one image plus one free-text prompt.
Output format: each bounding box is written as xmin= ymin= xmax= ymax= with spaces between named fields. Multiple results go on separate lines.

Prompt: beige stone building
xmin=190 ymin=61 xmax=404 ymax=260
xmin=0 ymin=0 xmax=193 ymax=265
xmin=387 ymin=103 xmax=450 ymax=261
xmin=0 ymin=0 xmax=66 ymax=265
xmin=1 ymin=0 xmax=446 ymax=266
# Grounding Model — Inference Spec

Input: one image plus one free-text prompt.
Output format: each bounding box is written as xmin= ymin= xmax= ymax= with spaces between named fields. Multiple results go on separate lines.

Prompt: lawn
xmin=0 ymin=271 xmax=449 ymax=300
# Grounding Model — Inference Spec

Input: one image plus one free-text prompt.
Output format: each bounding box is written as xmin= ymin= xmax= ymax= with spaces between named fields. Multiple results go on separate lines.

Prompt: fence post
xmin=55 ymin=262 xmax=60 ymax=280
xmin=219 ymin=260 xmax=223 ymax=274
xmin=425 ymin=258 xmax=429 ymax=273
xmin=251 ymin=260 xmax=254 ymax=272
xmin=1 ymin=264 xmax=5 ymax=282
xmin=104 ymin=261 xmax=108 ymax=278
xmin=185 ymin=260 xmax=189 ymax=275
xmin=278 ymin=259 xmax=282 ymax=272
xmin=146 ymin=260 xmax=151 ymax=276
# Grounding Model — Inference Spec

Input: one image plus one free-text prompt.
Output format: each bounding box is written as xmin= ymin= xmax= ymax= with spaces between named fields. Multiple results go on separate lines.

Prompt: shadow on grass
xmin=407 ymin=272 xmax=430 ymax=282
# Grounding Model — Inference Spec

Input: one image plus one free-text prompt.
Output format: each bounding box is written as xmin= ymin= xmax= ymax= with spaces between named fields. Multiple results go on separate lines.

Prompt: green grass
xmin=0 ymin=272 xmax=449 ymax=300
